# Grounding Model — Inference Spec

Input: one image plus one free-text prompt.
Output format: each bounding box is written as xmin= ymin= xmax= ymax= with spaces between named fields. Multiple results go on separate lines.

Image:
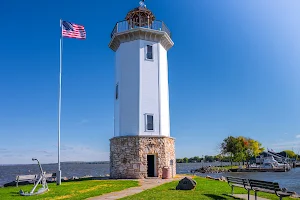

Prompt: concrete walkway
xmin=88 ymin=177 xmax=181 ymax=200
xmin=232 ymin=194 xmax=269 ymax=200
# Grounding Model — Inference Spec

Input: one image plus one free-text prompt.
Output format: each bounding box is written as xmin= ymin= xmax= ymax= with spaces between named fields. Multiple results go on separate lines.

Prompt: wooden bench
xmin=16 ymin=173 xmax=56 ymax=187
xmin=226 ymin=176 xmax=251 ymax=199
xmin=16 ymin=175 xmax=38 ymax=187
xmin=249 ymin=179 xmax=293 ymax=200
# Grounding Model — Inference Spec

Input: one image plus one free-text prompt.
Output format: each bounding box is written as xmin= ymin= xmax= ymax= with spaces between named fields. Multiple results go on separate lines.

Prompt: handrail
xmin=111 ymin=20 xmax=171 ymax=38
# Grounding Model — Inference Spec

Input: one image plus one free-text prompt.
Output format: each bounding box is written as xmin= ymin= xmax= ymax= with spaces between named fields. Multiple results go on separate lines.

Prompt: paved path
xmin=88 ymin=177 xmax=181 ymax=200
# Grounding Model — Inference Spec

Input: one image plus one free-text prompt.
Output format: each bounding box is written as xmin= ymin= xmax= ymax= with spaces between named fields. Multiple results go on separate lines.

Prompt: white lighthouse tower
xmin=109 ymin=1 xmax=175 ymax=179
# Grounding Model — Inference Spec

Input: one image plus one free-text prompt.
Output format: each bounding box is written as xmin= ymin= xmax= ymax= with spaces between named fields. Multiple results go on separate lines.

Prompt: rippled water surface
xmin=1 ymin=162 xmax=299 ymax=194
xmin=0 ymin=163 xmax=110 ymax=187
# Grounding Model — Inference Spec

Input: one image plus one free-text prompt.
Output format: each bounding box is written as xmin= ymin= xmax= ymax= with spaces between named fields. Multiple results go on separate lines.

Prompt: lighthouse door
xmin=147 ymin=155 xmax=155 ymax=177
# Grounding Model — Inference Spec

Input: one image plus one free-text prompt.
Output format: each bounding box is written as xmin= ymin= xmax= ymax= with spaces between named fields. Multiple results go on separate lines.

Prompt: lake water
xmin=1 ymin=162 xmax=299 ymax=194
xmin=0 ymin=163 xmax=110 ymax=187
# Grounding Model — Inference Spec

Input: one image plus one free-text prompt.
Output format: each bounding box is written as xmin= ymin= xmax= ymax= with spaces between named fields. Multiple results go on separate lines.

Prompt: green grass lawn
xmin=0 ymin=179 xmax=139 ymax=200
xmin=121 ymin=177 xmax=295 ymax=200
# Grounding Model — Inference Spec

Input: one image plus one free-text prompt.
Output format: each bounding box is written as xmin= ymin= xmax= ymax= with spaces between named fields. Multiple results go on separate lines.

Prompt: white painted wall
xmin=114 ymin=39 xmax=170 ymax=137
xmin=158 ymin=44 xmax=170 ymax=137
xmin=114 ymin=52 xmax=120 ymax=137
xmin=115 ymin=40 xmax=140 ymax=136
xmin=139 ymin=40 xmax=160 ymax=136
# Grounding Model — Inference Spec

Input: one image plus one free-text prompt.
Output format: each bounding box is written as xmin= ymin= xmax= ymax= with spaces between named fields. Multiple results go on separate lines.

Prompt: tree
xmin=220 ymin=136 xmax=264 ymax=168
xmin=221 ymin=136 xmax=240 ymax=168
xmin=188 ymin=156 xmax=201 ymax=163
xmin=244 ymin=138 xmax=264 ymax=166
xmin=282 ymin=150 xmax=296 ymax=158
xmin=215 ymin=154 xmax=224 ymax=166
xmin=182 ymin=157 xmax=189 ymax=163
xmin=193 ymin=156 xmax=201 ymax=162
xmin=205 ymin=155 xmax=214 ymax=162
xmin=235 ymin=136 xmax=248 ymax=164
xmin=215 ymin=154 xmax=223 ymax=161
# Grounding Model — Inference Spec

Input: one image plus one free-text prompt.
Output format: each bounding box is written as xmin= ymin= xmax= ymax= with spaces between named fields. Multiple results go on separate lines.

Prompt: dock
xmin=230 ymin=167 xmax=290 ymax=172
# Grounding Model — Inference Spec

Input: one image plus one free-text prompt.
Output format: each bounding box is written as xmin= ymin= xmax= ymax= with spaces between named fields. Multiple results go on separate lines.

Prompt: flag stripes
xmin=62 ymin=21 xmax=86 ymax=39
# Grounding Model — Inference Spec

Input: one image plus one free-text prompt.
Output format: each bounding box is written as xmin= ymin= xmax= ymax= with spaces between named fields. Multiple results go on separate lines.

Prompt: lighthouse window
xmin=145 ymin=114 xmax=154 ymax=131
xmin=146 ymin=45 xmax=153 ymax=60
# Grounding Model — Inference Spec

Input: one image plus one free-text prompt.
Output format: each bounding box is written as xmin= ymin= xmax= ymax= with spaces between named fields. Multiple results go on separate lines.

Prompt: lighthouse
xmin=109 ymin=1 xmax=175 ymax=179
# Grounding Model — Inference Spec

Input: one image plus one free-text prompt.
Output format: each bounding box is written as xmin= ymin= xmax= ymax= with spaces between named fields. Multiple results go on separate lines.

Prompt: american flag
xmin=62 ymin=21 xmax=86 ymax=39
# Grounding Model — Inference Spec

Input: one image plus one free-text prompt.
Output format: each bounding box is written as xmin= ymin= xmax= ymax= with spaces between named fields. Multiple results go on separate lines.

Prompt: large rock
xmin=176 ymin=177 xmax=197 ymax=190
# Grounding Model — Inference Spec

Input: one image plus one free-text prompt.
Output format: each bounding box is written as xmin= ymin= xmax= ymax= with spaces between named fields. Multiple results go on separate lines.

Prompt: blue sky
xmin=0 ymin=0 xmax=299 ymax=164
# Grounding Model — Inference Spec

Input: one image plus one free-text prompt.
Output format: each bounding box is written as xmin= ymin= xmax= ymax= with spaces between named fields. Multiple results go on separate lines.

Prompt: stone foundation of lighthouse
xmin=110 ymin=136 xmax=176 ymax=179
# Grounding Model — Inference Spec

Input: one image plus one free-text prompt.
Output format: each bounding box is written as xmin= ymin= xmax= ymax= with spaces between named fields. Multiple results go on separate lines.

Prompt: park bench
xmin=249 ymin=179 xmax=293 ymax=200
xmin=16 ymin=173 xmax=56 ymax=187
xmin=226 ymin=176 xmax=251 ymax=199
xmin=16 ymin=175 xmax=38 ymax=187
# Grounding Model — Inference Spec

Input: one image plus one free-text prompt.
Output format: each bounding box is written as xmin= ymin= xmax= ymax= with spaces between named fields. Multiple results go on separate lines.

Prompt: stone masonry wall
xmin=110 ymin=136 xmax=176 ymax=179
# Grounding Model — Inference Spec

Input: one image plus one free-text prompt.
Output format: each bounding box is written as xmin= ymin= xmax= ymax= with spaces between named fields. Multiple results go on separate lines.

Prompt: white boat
xmin=261 ymin=156 xmax=290 ymax=170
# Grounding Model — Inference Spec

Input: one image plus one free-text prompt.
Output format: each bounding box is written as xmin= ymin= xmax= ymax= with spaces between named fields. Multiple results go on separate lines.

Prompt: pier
xmin=230 ymin=167 xmax=290 ymax=172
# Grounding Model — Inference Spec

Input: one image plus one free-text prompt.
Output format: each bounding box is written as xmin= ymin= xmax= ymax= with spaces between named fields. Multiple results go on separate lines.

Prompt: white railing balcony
xmin=111 ymin=20 xmax=171 ymax=38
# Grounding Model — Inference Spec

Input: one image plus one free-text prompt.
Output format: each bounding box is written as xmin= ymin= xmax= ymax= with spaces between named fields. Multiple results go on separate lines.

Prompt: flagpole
xmin=57 ymin=19 xmax=63 ymax=185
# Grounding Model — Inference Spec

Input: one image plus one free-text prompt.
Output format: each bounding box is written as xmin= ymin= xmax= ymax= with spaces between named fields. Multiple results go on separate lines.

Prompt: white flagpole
xmin=57 ymin=19 xmax=63 ymax=185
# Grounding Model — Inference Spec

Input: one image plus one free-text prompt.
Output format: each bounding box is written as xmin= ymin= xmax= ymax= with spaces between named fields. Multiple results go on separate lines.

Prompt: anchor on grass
xmin=19 ymin=158 xmax=49 ymax=196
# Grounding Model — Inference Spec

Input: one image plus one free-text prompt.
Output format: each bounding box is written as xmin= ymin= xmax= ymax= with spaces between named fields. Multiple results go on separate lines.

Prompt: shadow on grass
xmin=203 ymin=194 xmax=227 ymax=199
xmin=168 ymin=187 xmax=198 ymax=191
xmin=223 ymin=194 xmax=243 ymax=199
xmin=203 ymin=194 xmax=242 ymax=199
xmin=9 ymin=191 xmax=20 ymax=197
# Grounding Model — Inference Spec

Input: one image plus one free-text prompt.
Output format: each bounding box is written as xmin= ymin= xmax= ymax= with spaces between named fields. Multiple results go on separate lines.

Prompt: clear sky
xmin=0 ymin=0 xmax=299 ymax=164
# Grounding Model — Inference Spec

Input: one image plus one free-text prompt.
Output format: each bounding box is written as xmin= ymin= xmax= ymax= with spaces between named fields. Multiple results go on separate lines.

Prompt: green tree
xmin=215 ymin=154 xmax=224 ymax=166
xmin=221 ymin=136 xmax=264 ymax=167
xmin=244 ymin=138 xmax=264 ymax=166
xmin=182 ymin=157 xmax=189 ymax=163
xmin=188 ymin=156 xmax=201 ymax=163
xmin=235 ymin=136 xmax=248 ymax=164
xmin=282 ymin=150 xmax=296 ymax=158
xmin=204 ymin=155 xmax=214 ymax=162
xmin=215 ymin=154 xmax=222 ymax=161
xmin=193 ymin=156 xmax=201 ymax=162
xmin=221 ymin=136 xmax=240 ymax=168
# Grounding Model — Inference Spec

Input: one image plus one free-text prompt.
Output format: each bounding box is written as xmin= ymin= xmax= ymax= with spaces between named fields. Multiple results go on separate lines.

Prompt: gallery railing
xmin=111 ymin=20 xmax=171 ymax=38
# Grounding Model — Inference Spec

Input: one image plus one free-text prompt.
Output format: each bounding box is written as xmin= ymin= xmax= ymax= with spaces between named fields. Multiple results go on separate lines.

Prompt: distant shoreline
xmin=0 ymin=161 xmax=110 ymax=166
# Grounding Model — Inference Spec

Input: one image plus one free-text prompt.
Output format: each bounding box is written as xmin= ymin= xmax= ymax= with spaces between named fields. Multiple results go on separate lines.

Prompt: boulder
xmin=176 ymin=177 xmax=197 ymax=190
xmin=219 ymin=176 xmax=227 ymax=182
